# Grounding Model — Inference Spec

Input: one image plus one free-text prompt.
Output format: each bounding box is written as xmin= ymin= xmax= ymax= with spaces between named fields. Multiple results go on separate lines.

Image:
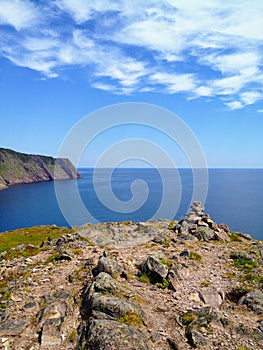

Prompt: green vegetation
xmin=229 ymin=253 xmax=258 ymax=271
xmin=69 ymin=329 xmax=77 ymax=343
xmin=200 ymin=281 xmax=212 ymax=287
xmin=228 ymin=232 xmax=243 ymax=242
xmin=155 ymin=278 xmax=169 ymax=289
xmin=139 ymin=273 xmax=151 ymax=284
xmin=181 ymin=312 xmax=197 ymax=325
xmin=159 ymin=257 xmax=172 ymax=269
xmin=0 ymin=226 xmax=73 ymax=260
xmin=3 ymin=246 xmax=42 ymax=260
xmin=243 ymin=273 xmax=263 ymax=285
xmin=118 ymin=312 xmax=143 ymax=327
xmin=168 ymin=220 xmax=178 ymax=230
xmin=44 ymin=253 xmax=60 ymax=264
xmin=189 ymin=251 xmax=202 ymax=261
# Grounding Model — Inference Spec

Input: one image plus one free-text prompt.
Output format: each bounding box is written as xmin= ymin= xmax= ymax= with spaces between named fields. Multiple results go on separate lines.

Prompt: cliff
xmin=0 ymin=148 xmax=80 ymax=189
xmin=0 ymin=203 xmax=263 ymax=350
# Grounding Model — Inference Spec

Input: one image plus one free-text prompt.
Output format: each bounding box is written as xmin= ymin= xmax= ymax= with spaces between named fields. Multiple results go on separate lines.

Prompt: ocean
xmin=0 ymin=168 xmax=262 ymax=240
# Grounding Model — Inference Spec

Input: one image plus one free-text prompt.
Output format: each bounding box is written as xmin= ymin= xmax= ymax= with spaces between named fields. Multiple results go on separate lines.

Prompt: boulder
xmin=87 ymin=292 xmax=145 ymax=322
xmin=218 ymin=223 xmax=230 ymax=232
xmin=214 ymin=229 xmax=230 ymax=242
xmin=140 ymin=255 xmax=168 ymax=282
xmin=96 ymin=256 xmax=124 ymax=278
xmin=196 ymin=227 xmax=215 ymax=241
xmin=0 ymin=320 xmax=27 ymax=336
xmin=86 ymin=319 xmax=150 ymax=350
xmin=90 ymin=272 xmax=133 ymax=298
xmin=199 ymin=290 xmax=223 ymax=307
xmin=37 ymin=300 xmax=69 ymax=348
xmin=186 ymin=329 xmax=207 ymax=347
xmin=239 ymin=289 xmax=263 ymax=315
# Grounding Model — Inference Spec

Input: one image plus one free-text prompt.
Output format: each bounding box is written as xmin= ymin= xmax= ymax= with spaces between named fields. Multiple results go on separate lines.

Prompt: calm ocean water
xmin=0 ymin=168 xmax=262 ymax=240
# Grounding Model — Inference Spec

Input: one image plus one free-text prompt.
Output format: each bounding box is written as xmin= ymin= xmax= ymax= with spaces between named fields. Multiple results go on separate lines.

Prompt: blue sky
xmin=0 ymin=0 xmax=263 ymax=168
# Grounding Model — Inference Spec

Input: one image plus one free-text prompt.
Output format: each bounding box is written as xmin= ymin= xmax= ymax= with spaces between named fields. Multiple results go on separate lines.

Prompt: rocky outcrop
xmin=0 ymin=205 xmax=263 ymax=349
xmin=172 ymin=201 xmax=230 ymax=242
xmin=0 ymin=147 xmax=80 ymax=189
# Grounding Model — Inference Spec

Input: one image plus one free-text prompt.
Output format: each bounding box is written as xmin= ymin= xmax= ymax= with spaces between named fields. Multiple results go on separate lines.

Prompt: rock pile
xmin=173 ymin=201 xmax=230 ymax=241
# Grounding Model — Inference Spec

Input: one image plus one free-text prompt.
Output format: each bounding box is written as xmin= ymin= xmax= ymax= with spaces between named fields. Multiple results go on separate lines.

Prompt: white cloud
xmin=0 ymin=0 xmax=38 ymax=30
xmin=194 ymin=86 xmax=213 ymax=97
xmin=224 ymin=101 xmax=244 ymax=110
xmin=150 ymin=72 xmax=197 ymax=93
xmin=240 ymin=91 xmax=263 ymax=105
xmin=55 ymin=0 xmax=119 ymax=24
xmin=257 ymin=109 xmax=263 ymax=113
xmin=0 ymin=0 xmax=263 ymax=109
xmin=200 ymin=52 xmax=260 ymax=75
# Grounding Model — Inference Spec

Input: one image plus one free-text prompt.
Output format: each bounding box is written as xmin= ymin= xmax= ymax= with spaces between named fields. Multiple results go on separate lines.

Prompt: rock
xmin=167 ymin=271 xmax=178 ymax=291
xmin=186 ymin=329 xmax=207 ymax=347
xmin=167 ymin=337 xmax=180 ymax=349
xmin=37 ymin=300 xmax=68 ymax=327
xmin=54 ymin=251 xmax=72 ymax=261
xmin=197 ymin=220 xmax=209 ymax=227
xmin=199 ymin=290 xmax=223 ymax=307
xmin=239 ymin=289 xmax=263 ymax=314
xmin=218 ymin=223 xmax=230 ymax=232
xmin=196 ymin=227 xmax=215 ymax=241
xmin=189 ymin=292 xmax=202 ymax=303
xmin=173 ymin=202 xmax=234 ymax=244
xmin=96 ymin=256 xmax=124 ymax=278
xmin=0 ymin=320 xmax=27 ymax=336
xmin=179 ymin=249 xmax=190 ymax=257
xmin=87 ymin=292 xmax=145 ymax=322
xmin=89 ymin=272 xmax=133 ymax=298
xmin=238 ymin=232 xmax=252 ymax=240
xmin=258 ymin=246 xmax=263 ymax=258
xmin=85 ymin=319 xmax=150 ymax=350
xmin=214 ymin=229 xmax=230 ymax=242
xmin=37 ymin=300 xmax=69 ymax=348
xmin=140 ymin=255 xmax=168 ymax=282
xmin=39 ymin=322 xmax=62 ymax=349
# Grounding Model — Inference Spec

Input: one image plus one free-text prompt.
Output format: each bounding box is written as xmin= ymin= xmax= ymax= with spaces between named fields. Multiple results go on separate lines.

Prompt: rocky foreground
xmin=0 ymin=202 xmax=263 ymax=349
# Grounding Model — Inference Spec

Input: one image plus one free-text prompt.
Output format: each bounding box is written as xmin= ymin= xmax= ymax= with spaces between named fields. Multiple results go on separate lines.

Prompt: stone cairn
xmin=173 ymin=201 xmax=230 ymax=241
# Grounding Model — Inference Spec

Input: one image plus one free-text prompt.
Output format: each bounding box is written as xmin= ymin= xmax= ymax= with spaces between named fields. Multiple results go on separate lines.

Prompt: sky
xmin=0 ymin=0 xmax=263 ymax=168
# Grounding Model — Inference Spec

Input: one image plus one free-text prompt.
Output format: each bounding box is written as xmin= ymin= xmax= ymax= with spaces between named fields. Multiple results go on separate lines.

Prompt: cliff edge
xmin=0 ymin=148 xmax=80 ymax=189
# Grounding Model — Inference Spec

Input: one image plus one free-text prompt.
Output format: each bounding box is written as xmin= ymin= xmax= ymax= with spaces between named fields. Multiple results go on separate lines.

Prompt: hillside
xmin=0 ymin=148 xmax=80 ymax=190
xmin=0 ymin=202 xmax=262 ymax=349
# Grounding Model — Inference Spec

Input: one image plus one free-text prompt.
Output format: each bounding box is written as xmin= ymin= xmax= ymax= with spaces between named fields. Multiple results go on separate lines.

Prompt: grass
xmin=228 ymin=232 xmax=243 ymax=242
xmin=69 ymin=329 xmax=77 ymax=343
xmin=118 ymin=312 xmax=143 ymax=327
xmin=139 ymin=273 xmax=151 ymax=284
xmin=0 ymin=226 xmax=73 ymax=260
xmin=189 ymin=251 xmax=202 ymax=261
xmin=229 ymin=253 xmax=258 ymax=271
xmin=201 ymin=281 xmax=212 ymax=287
xmin=159 ymin=257 xmax=172 ymax=269
xmin=155 ymin=278 xmax=169 ymax=289
xmin=181 ymin=312 xmax=197 ymax=325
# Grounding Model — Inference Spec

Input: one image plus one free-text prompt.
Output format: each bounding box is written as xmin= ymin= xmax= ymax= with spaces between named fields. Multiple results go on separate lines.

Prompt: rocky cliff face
xmin=0 ymin=148 xmax=80 ymax=189
xmin=0 ymin=203 xmax=263 ymax=350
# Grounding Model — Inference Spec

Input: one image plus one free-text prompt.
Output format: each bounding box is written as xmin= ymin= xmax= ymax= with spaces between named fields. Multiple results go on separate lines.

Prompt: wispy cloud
xmin=0 ymin=0 xmax=39 ymax=30
xmin=0 ymin=0 xmax=263 ymax=109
